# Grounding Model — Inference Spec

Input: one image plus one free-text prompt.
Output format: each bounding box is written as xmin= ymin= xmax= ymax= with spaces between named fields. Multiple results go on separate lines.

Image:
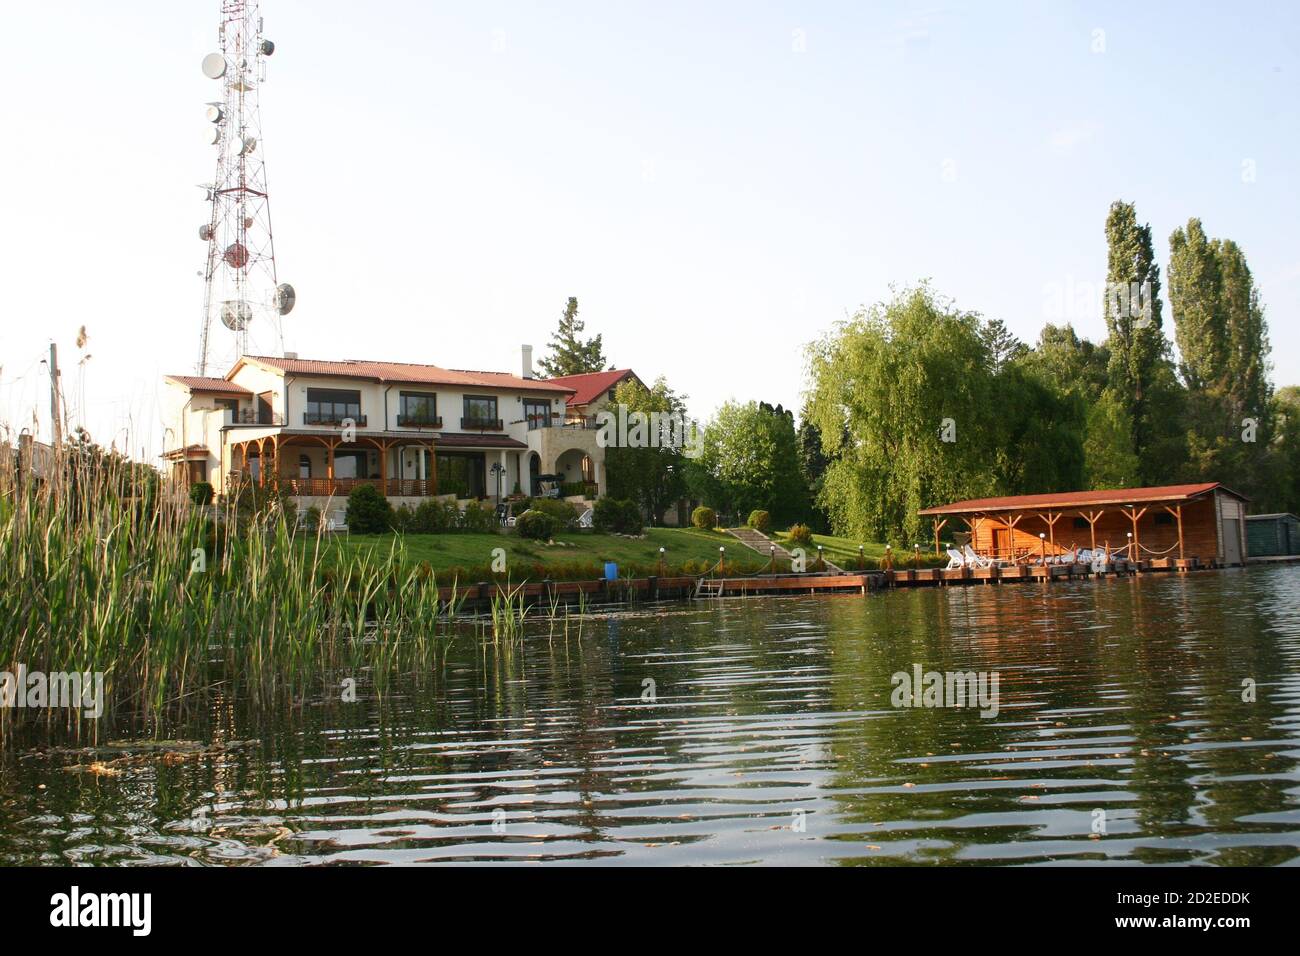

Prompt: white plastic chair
xmin=578 ymin=509 xmax=594 ymax=529
xmin=962 ymin=544 xmax=994 ymax=568
xmin=945 ymin=547 xmax=966 ymax=569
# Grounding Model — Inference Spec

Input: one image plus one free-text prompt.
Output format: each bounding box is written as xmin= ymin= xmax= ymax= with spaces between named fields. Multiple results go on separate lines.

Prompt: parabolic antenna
xmin=219 ymin=300 xmax=253 ymax=330
xmin=205 ymin=126 xmax=220 ymax=146
xmin=259 ymin=39 xmax=276 ymax=56
xmin=274 ymin=283 xmax=296 ymax=316
xmin=223 ymin=242 xmax=250 ymax=269
xmin=201 ymin=53 xmax=227 ymax=79
xmin=240 ymin=135 xmax=257 ymax=155
xmin=205 ymin=105 xmax=223 ymax=124
xmin=199 ymin=224 xmax=214 ymax=241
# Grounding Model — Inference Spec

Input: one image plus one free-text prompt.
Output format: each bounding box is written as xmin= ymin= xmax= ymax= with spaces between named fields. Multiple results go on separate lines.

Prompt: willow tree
xmin=805 ymin=285 xmax=1001 ymax=544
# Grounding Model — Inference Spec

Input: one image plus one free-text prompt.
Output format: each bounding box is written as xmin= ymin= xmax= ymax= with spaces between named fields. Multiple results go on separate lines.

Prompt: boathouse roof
xmin=919 ymin=482 xmax=1246 ymax=516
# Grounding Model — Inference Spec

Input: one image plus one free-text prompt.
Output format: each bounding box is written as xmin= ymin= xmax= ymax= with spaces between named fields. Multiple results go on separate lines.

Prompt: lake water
xmin=3 ymin=565 xmax=1299 ymax=866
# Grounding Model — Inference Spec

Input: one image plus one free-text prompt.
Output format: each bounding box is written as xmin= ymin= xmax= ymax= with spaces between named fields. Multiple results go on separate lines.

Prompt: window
xmin=398 ymin=391 xmax=439 ymax=426
xmin=523 ymin=399 xmax=550 ymax=430
xmin=298 ymin=454 xmax=311 ymax=479
xmin=1073 ymin=517 xmax=1088 ymax=529
xmin=1155 ymin=512 xmax=1174 ymax=526
xmin=436 ymin=452 xmax=486 ymax=498
xmin=462 ymin=395 xmax=500 ymax=429
xmin=304 ymin=388 xmax=361 ymax=425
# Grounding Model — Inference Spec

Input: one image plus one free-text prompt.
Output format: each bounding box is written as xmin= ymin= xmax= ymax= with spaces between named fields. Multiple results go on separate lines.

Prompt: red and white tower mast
xmin=196 ymin=0 xmax=293 ymax=376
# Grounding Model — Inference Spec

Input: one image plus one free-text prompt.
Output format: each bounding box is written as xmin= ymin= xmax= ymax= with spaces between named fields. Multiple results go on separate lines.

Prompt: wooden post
xmin=1164 ymin=504 xmax=1184 ymax=561
xmin=1079 ymin=510 xmax=1103 ymax=553
xmin=1004 ymin=514 xmax=1023 ymax=563
xmin=1122 ymin=506 xmax=1147 ymax=562
xmin=1039 ymin=510 xmax=1062 ymax=556
xmin=933 ymin=518 xmax=948 ymax=555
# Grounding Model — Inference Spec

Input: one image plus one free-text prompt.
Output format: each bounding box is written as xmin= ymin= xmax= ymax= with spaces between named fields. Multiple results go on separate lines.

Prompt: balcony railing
xmin=460 ymin=417 xmax=503 ymax=431
xmin=284 ymin=477 xmax=434 ymax=497
xmin=302 ymin=412 xmax=368 ymax=427
xmin=397 ymin=414 xmax=442 ymax=428
xmin=228 ymin=409 xmax=284 ymax=426
xmin=520 ymin=414 xmax=598 ymax=430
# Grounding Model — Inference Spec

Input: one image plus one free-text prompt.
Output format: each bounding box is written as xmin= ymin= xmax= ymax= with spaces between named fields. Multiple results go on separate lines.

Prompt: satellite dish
xmin=259 ymin=39 xmax=276 ymax=56
xmin=204 ymin=126 xmax=220 ymax=146
xmin=201 ymin=53 xmax=227 ymax=79
xmin=219 ymin=300 xmax=253 ymax=330
xmin=223 ymin=242 xmax=249 ymax=269
xmin=274 ymin=283 xmax=296 ymax=315
xmin=199 ymin=224 xmax=214 ymax=241
xmin=240 ymin=135 xmax=257 ymax=154
xmin=205 ymin=105 xmax=223 ymax=123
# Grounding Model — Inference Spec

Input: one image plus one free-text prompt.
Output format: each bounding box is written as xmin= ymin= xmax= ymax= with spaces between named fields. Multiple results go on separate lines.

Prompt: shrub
xmin=747 ymin=509 xmax=771 ymax=533
xmin=692 ymin=506 xmax=717 ymax=530
xmin=188 ymin=481 xmax=214 ymax=507
xmin=303 ymin=505 xmax=323 ymax=532
xmin=594 ymin=497 xmax=641 ymax=534
xmin=460 ymin=499 xmax=498 ymax=533
xmin=618 ymin=499 xmax=643 ymax=535
xmin=528 ymin=497 xmax=578 ymax=528
xmin=346 ymin=484 xmax=395 ymax=534
xmin=515 ymin=509 xmax=556 ymax=540
xmin=787 ymin=523 xmax=813 ymax=547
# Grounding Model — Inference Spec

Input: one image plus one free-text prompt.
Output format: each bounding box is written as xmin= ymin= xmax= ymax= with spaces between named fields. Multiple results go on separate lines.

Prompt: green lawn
xmin=307 ymin=526 xmax=761 ymax=577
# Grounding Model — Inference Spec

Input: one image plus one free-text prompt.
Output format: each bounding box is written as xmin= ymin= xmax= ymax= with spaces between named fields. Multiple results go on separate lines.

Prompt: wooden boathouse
xmin=918 ymin=482 xmax=1250 ymax=569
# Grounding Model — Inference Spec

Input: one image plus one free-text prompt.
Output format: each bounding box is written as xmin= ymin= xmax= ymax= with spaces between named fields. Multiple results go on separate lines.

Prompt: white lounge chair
xmin=945 ymin=547 xmax=966 ymax=569
xmin=578 ymin=508 xmax=594 ymax=529
xmin=962 ymin=545 xmax=996 ymax=568
xmin=326 ymin=511 xmax=349 ymax=534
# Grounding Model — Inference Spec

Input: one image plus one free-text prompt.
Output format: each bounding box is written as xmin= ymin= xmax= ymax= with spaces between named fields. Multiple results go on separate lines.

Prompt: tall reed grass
xmin=0 ymin=441 xmax=468 ymax=726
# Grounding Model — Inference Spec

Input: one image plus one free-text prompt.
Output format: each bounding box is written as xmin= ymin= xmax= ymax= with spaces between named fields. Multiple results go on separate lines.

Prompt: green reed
xmin=0 ymin=444 xmax=466 ymax=726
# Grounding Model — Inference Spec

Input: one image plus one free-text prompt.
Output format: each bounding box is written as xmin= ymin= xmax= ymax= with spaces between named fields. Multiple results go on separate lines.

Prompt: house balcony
xmin=282 ymin=477 xmax=435 ymax=497
xmin=460 ymin=417 xmax=503 ymax=431
xmin=302 ymin=412 xmax=368 ymax=427
xmin=397 ymin=414 xmax=442 ymax=428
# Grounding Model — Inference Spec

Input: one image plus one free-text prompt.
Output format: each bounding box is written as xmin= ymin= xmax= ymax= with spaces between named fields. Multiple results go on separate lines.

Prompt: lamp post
xmin=1039 ymin=531 xmax=1046 ymax=565
xmin=1126 ymin=531 xmax=1133 ymax=563
xmin=769 ymin=544 xmax=776 ymax=570
xmin=658 ymin=546 xmax=665 ymax=575
xmin=718 ymin=545 xmax=725 ymax=575
xmin=817 ymin=544 xmax=824 ymax=571
xmin=489 ymin=462 xmax=504 ymax=505
xmin=858 ymin=544 xmax=864 ymax=570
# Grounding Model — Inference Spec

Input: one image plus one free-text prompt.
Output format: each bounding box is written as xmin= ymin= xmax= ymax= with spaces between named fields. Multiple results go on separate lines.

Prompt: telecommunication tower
xmin=196 ymin=0 xmax=294 ymax=376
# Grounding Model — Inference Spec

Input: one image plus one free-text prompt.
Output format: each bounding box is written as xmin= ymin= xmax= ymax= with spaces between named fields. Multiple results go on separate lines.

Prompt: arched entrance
xmin=528 ymin=452 xmax=541 ymax=497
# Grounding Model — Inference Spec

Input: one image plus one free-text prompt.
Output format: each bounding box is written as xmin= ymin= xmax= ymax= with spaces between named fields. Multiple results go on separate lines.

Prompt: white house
xmin=160 ymin=346 xmax=609 ymax=512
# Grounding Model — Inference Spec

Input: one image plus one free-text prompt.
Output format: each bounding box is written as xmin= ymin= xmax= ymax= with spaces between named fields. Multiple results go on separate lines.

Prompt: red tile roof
xmin=165 ymin=375 xmax=252 ymax=395
xmin=918 ymin=482 xmax=1242 ymax=516
xmin=543 ymin=369 xmax=637 ymax=407
xmin=232 ymin=355 xmax=574 ymax=394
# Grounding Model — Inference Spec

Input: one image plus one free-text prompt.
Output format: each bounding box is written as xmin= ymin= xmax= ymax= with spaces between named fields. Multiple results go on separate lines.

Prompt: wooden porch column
xmin=1164 ymin=504 xmax=1184 ymax=560
xmin=932 ymin=518 xmax=948 ymax=555
xmin=1004 ymin=513 xmax=1023 ymax=563
xmin=1122 ymin=506 xmax=1147 ymax=561
xmin=1039 ymin=510 xmax=1062 ymax=555
xmin=1079 ymin=510 xmax=1103 ymax=553
xmin=255 ymin=437 xmax=266 ymax=487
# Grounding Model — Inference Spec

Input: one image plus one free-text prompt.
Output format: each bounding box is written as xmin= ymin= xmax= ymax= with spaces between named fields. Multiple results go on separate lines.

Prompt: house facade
xmin=161 ymin=347 xmax=609 ymax=513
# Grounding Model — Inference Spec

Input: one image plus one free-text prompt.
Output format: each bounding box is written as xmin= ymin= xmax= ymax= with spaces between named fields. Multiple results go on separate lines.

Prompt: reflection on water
xmin=3 ymin=566 xmax=1299 ymax=865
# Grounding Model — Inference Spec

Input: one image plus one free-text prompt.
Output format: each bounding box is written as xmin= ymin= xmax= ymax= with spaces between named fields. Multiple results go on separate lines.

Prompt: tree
xmin=805 ymin=284 xmax=1002 ymax=543
xmin=693 ymin=400 xmax=808 ymax=526
xmin=536 ymin=297 xmax=607 ymax=377
xmin=796 ymin=402 xmax=831 ymax=532
xmin=1101 ymin=201 xmax=1185 ymax=483
xmin=602 ymin=376 xmax=690 ymax=524
xmin=1169 ymin=221 xmax=1273 ymax=495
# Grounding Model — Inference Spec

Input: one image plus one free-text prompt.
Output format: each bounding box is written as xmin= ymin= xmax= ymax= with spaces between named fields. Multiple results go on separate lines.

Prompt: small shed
xmin=1246 ymin=513 xmax=1300 ymax=557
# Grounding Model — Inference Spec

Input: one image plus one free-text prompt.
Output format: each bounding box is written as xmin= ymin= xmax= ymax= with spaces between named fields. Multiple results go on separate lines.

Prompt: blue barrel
xmin=604 ymin=562 xmax=618 ymax=581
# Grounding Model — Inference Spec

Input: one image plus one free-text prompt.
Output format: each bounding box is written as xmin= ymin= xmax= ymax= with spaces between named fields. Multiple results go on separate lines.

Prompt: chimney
xmin=521 ymin=344 xmax=533 ymax=379
xmin=284 ymin=350 xmax=298 ymax=360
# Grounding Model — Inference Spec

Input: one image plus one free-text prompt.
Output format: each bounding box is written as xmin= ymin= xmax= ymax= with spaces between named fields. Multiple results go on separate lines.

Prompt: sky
xmin=2 ymin=0 xmax=1297 ymax=460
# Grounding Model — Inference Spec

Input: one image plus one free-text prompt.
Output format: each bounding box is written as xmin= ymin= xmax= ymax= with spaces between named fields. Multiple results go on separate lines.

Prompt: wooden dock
xmin=431 ymin=557 xmax=1228 ymax=610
